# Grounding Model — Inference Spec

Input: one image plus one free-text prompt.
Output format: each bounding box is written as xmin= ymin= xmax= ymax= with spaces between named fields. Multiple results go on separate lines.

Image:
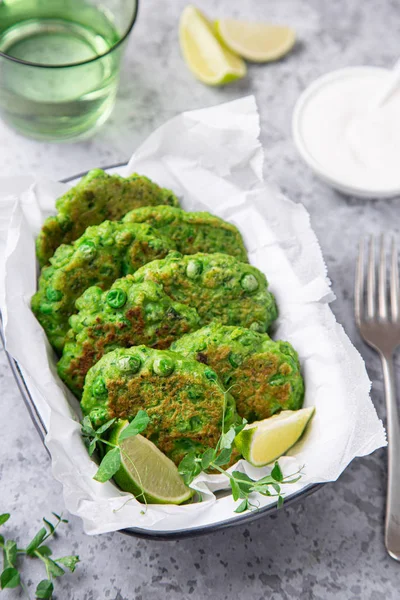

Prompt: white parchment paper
xmin=0 ymin=97 xmax=386 ymax=534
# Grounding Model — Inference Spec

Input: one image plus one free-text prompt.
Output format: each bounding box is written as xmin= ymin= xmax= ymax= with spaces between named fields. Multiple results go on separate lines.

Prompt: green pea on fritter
xmin=172 ymin=323 xmax=304 ymax=423
xmin=36 ymin=169 xmax=179 ymax=266
xmin=123 ymin=205 xmax=248 ymax=261
xmin=58 ymin=279 xmax=200 ymax=398
xmin=31 ymin=221 xmax=176 ymax=353
xmin=81 ymin=346 xmax=238 ymax=465
xmin=131 ymin=252 xmax=278 ymax=332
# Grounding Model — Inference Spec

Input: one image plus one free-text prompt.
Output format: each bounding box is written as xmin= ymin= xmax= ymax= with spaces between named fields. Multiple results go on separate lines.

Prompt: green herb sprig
xmin=81 ymin=409 xmax=150 ymax=484
xmin=178 ymin=420 xmax=303 ymax=513
xmin=0 ymin=512 xmax=79 ymax=599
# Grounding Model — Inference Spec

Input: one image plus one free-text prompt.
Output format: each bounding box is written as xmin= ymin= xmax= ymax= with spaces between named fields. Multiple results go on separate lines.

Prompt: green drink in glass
xmin=0 ymin=0 xmax=139 ymax=141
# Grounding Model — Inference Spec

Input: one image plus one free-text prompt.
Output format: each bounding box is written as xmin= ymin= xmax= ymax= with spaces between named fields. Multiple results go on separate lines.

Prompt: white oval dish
xmin=292 ymin=66 xmax=400 ymax=199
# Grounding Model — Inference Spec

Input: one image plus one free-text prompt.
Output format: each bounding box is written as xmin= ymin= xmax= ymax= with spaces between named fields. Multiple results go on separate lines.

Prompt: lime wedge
xmin=215 ymin=19 xmax=296 ymax=63
xmin=179 ymin=5 xmax=246 ymax=85
xmin=109 ymin=421 xmax=194 ymax=505
xmin=235 ymin=407 xmax=315 ymax=467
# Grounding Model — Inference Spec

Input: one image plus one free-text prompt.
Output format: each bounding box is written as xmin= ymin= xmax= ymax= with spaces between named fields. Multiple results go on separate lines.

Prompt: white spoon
xmin=372 ymin=57 xmax=400 ymax=110
xmin=345 ymin=58 xmax=400 ymax=172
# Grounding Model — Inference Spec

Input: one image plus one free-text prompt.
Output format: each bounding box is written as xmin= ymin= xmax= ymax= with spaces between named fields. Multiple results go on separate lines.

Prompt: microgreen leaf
xmin=234 ymin=499 xmax=249 ymax=514
xmin=231 ymin=471 xmax=254 ymax=495
xmin=95 ymin=418 xmax=117 ymax=436
xmin=201 ymin=448 xmax=215 ymax=470
xmin=93 ymin=447 xmax=121 ymax=482
xmin=271 ymin=482 xmax=281 ymax=494
xmin=230 ymin=477 xmax=241 ymax=502
xmin=284 ymin=475 xmax=302 ymax=485
xmin=277 ymin=495 xmax=284 ymax=509
xmin=0 ymin=514 xmax=10 ymax=526
xmin=88 ymin=439 xmax=97 ymax=456
xmin=178 ymin=452 xmax=202 ymax=485
xmin=0 ymin=567 xmax=20 ymax=589
xmin=4 ymin=540 xmax=17 ymax=569
xmin=254 ymin=485 xmax=271 ymax=496
xmin=45 ymin=558 xmax=65 ymax=578
xmin=219 ymin=427 xmax=236 ymax=450
xmin=36 ymin=546 xmax=52 ymax=558
xmin=35 ymin=579 xmax=54 ymax=599
xmin=43 ymin=518 xmax=55 ymax=534
xmin=56 ymin=555 xmax=80 ymax=572
xmin=51 ymin=513 xmax=61 ymax=521
xmin=253 ymin=474 xmax=274 ymax=486
xmin=0 ymin=536 xmax=4 ymax=545
xmin=271 ymin=462 xmax=283 ymax=482
xmin=234 ymin=419 xmax=248 ymax=436
xmin=178 ymin=451 xmax=197 ymax=473
xmin=213 ymin=447 xmax=232 ymax=467
xmin=81 ymin=426 xmax=96 ymax=440
xmin=80 ymin=416 xmax=96 ymax=436
xmin=119 ymin=411 xmax=150 ymax=441
xmin=26 ymin=528 xmax=47 ymax=556
xmin=51 ymin=512 xmax=67 ymax=524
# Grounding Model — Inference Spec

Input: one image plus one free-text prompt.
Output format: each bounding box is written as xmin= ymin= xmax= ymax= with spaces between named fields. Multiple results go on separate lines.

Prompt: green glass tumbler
xmin=0 ymin=0 xmax=139 ymax=141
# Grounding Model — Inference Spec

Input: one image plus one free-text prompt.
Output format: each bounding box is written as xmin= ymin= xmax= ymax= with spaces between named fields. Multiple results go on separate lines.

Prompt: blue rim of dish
xmin=1 ymin=162 xmax=324 ymax=540
xmin=0 ymin=1 xmax=139 ymax=69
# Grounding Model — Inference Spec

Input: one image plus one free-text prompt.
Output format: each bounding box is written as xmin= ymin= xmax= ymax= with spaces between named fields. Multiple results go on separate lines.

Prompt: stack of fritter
xmin=32 ymin=169 xmax=304 ymax=465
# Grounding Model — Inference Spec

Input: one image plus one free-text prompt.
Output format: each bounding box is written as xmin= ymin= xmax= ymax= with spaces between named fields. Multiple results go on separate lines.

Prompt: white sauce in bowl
xmin=293 ymin=67 xmax=400 ymax=197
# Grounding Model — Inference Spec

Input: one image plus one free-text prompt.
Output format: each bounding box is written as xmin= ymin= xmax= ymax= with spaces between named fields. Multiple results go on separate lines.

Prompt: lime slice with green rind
xmin=179 ymin=5 xmax=246 ymax=86
xmin=109 ymin=421 xmax=194 ymax=505
xmin=235 ymin=407 xmax=315 ymax=467
xmin=215 ymin=19 xmax=296 ymax=63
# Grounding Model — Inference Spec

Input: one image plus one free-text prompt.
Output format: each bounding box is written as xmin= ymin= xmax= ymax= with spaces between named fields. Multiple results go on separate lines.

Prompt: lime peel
xmin=179 ymin=5 xmax=246 ymax=86
xmin=109 ymin=420 xmax=194 ymax=505
xmin=235 ymin=407 xmax=315 ymax=467
xmin=215 ymin=19 xmax=296 ymax=63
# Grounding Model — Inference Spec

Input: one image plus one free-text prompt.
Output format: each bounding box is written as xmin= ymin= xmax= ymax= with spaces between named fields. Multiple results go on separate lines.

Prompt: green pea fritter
xmin=31 ymin=221 xmax=176 ymax=353
xmin=131 ymin=252 xmax=278 ymax=332
xmin=81 ymin=346 xmax=238 ymax=465
xmin=122 ymin=205 xmax=248 ymax=261
xmin=36 ymin=169 xmax=179 ymax=266
xmin=58 ymin=279 xmax=200 ymax=398
xmin=171 ymin=323 xmax=304 ymax=422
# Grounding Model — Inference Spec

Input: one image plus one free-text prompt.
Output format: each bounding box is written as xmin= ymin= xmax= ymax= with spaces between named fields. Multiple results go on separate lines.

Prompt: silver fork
xmin=355 ymin=234 xmax=400 ymax=561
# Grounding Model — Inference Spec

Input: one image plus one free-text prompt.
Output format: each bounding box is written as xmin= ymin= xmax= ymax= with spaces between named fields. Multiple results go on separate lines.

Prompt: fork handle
xmin=381 ymin=353 xmax=400 ymax=561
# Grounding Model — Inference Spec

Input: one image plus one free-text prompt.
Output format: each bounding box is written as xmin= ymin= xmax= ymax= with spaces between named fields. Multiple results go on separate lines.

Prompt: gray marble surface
xmin=1 ymin=0 xmax=400 ymax=598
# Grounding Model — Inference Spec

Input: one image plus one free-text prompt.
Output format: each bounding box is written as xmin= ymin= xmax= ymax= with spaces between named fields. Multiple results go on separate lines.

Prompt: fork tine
xmin=379 ymin=234 xmax=388 ymax=320
xmin=355 ymin=238 xmax=365 ymax=325
xmin=367 ymin=235 xmax=376 ymax=319
xmin=390 ymin=237 xmax=399 ymax=322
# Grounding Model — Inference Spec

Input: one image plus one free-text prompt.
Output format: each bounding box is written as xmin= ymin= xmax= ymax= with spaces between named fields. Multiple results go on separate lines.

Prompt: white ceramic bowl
xmin=292 ymin=66 xmax=400 ymax=199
